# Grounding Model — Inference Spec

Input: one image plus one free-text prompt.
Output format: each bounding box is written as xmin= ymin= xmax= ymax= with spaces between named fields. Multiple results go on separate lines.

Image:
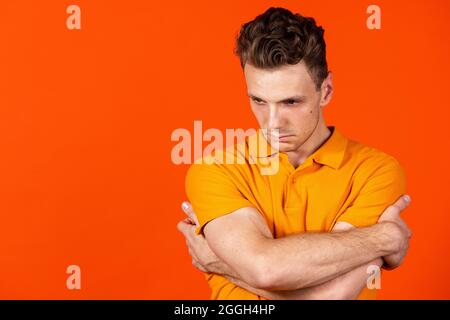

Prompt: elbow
xmin=248 ymin=255 xmax=307 ymax=291
xmin=252 ymin=268 xmax=311 ymax=291
xmin=251 ymin=270 xmax=277 ymax=291
xmin=250 ymin=270 xmax=278 ymax=291
xmin=243 ymin=246 xmax=312 ymax=291
xmin=245 ymin=255 xmax=281 ymax=290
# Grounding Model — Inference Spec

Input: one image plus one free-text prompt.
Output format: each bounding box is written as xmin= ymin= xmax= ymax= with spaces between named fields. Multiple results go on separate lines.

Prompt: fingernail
xmin=404 ymin=195 xmax=411 ymax=203
xmin=182 ymin=202 xmax=190 ymax=212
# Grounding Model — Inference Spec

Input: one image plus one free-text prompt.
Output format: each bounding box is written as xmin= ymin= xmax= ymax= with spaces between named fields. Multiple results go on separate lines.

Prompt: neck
xmin=286 ymin=118 xmax=331 ymax=168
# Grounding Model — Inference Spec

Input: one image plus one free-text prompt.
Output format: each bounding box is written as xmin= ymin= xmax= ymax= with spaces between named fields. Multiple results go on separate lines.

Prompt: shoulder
xmin=346 ymin=138 xmax=404 ymax=173
xmin=185 ymin=132 xmax=259 ymax=183
xmin=344 ymin=139 xmax=406 ymax=190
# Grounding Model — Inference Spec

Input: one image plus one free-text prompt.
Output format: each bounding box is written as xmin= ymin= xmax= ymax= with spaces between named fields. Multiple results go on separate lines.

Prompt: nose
xmin=268 ymin=105 xmax=281 ymax=130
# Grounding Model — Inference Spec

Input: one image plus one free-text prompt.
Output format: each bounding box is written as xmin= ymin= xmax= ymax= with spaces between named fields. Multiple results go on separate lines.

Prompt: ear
xmin=319 ymin=72 xmax=334 ymax=107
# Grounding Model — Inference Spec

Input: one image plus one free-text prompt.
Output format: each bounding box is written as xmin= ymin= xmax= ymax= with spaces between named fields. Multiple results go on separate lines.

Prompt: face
xmin=244 ymin=61 xmax=333 ymax=154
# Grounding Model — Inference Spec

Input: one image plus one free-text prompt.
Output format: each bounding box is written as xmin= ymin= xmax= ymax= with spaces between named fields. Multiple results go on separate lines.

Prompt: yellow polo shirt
xmin=185 ymin=126 xmax=406 ymax=300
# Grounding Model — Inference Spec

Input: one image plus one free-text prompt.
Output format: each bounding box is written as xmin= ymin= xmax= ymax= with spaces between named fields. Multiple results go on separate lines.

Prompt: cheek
xmin=251 ymin=106 xmax=268 ymax=125
xmin=289 ymin=106 xmax=317 ymax=124
xmin=305 ymin=104 xmax=321 ymax=120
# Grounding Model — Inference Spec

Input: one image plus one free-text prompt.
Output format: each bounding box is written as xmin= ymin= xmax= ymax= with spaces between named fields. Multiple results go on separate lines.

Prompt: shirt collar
xmin=248 ymin=126 xmax=348 ymax=170
xmin=311 ymin=126 xmax=348 ymax=170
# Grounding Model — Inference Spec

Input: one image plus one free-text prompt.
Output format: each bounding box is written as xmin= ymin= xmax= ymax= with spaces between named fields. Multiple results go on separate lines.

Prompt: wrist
xmin=372 ymin=222 xmax=401 ymax=256
xmin=208 ymin=260 xmax=234 ymax=277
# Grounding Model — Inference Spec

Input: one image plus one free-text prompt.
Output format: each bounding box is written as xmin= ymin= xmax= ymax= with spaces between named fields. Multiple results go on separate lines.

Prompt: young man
xmin=177 ymin=7 xmax=412 ymax=300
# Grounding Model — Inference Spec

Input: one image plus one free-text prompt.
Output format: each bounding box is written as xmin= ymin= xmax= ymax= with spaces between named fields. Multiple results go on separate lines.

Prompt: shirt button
xmin=292 ymin=178 xmax=296 ymax=183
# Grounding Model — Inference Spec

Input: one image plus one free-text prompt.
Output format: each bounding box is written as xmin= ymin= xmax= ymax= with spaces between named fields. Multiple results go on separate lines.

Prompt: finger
xmin=399 ymin=218 xmax=412 ymax=237
xmin=181 ymin=201 xmax=200 ymax=227
xmin=181 ymin=224 xmax=199 ymax=246
xmin=183 ymin=217 xmax=195 ymax=225
xmin=192 ymin=259 xmax=208 ymax=273
xmin=177 ymin=220 xmax=195 ymax=237
xmin=186 ymin=238 xmax=204 ymax=267
xmin=176 ymin=220 xmax=187 ymax=233
xmin=188 ymin=247 xmax=200 ymax=262
xmin=392 ymin=195 xmax=411 ymax=212
xmin=405 ymin=225 xmax=413 ymax=239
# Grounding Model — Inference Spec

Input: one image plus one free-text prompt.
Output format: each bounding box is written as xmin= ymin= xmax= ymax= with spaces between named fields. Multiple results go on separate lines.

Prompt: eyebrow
xmin=247 ymin=93 xmax=306 ymax=103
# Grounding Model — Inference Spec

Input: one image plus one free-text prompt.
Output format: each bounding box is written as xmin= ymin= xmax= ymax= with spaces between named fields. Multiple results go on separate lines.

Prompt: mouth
xmin=268 ymin=134 xmax=294 ymax=142
xmin=278 ymin=135 xmax=294 ymax=142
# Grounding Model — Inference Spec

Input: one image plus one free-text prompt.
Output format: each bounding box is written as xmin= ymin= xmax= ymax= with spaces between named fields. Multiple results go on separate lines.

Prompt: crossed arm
xmin=177 ymin=196 xmax=412 ymax=300
xmin=219 ymin=219 xmax=383 ymax=300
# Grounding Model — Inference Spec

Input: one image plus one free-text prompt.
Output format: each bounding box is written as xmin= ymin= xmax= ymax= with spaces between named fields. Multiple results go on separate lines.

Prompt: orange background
xmin=0 ymin=0 xmax=449 ymax=299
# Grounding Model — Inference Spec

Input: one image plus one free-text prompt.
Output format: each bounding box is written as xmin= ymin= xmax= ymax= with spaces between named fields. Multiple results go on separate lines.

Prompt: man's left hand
xmin=176 ymin=201 xmax=227 ymax=275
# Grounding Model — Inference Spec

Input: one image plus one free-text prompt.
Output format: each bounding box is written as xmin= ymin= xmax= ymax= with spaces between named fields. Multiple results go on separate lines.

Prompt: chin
xmin=276 ymin=143 xmax=295 ymax=153
xmin=279 ymin=140 xmax=304 ymax=152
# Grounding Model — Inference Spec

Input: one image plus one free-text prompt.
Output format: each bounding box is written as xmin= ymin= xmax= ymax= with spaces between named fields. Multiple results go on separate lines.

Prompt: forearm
xmin=294 ymin=257 xmax=383 ymax=300
xmin=203 ymin=207 xmax=399 ymax=291
xmin=254 ymin=222 xmax=395 ymax=290
xmin=224 ymin=257 xmax=383 ymax=300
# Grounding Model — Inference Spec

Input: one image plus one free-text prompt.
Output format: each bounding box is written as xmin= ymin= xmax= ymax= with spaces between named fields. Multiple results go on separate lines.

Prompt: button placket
xmin=284 ymin=173 xmax=300 ymax=210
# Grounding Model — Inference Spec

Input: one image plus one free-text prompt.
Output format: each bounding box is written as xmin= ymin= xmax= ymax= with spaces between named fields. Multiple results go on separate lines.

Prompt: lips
xmin=273 ymin=134 xmax=293 ymax=139
xmin=267 ymin=132 xmax=291 ymax=137
xmin=263 ymin=130 xmax=294 ymax=141
xmin=268 ymin=134 xmax=294 ymax=143
xmin=278 ymin=135 xmax=294 ymax=142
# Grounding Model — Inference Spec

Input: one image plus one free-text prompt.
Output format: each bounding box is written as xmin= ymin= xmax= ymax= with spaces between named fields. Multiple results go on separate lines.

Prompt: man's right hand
xmin=378 ymin=195 xmax=413 ymax=269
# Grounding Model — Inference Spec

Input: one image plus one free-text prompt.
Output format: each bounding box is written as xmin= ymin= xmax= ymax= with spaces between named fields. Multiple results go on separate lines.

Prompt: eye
xmin=284 ymin=99 xmax=299 ymax=106
xmin=252 ymin=97 xmax=265 ymax=105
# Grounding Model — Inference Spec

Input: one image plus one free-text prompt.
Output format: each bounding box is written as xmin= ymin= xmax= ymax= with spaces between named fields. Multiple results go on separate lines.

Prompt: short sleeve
xmin=336 ymin=157 xmax=407 ymax=227
xmin=185 ymin=162 xmax=254 ymax=234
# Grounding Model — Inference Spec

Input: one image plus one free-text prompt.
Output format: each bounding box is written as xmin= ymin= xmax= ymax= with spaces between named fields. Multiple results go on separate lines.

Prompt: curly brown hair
xmin=235 ymin=7 xmax=328 ymax=90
